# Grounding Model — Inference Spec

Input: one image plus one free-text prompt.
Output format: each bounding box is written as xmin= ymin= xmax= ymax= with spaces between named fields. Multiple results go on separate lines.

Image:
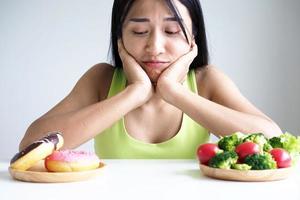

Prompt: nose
xmin=145 ymin=30 xmax=165 ymax=56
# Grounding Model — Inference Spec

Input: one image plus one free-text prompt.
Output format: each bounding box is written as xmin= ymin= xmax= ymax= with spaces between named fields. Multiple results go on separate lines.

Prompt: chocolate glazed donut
xmin=10 ymin=132 xmax=64 ymax=171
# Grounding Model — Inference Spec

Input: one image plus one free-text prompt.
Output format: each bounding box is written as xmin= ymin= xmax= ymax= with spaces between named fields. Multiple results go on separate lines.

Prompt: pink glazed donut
xmin=45 ymin=150 xmax=101 ymax=172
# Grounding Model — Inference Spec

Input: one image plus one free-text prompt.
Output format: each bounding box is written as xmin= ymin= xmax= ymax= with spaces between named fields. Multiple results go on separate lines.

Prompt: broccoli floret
xmin=243 ymin=133 xmax=272 ymax=152
xmin=208 ymin=151 xmax=238 ymax=169
xmin=244 ymin=152 xmax=277 ymax=170
xmin=269 ymin=136 xmax=283 ymax=148
xmin=231 ymin=163 xmax=252 ymax=170
xmin=218 ymin=132 xmax=245 ymax=151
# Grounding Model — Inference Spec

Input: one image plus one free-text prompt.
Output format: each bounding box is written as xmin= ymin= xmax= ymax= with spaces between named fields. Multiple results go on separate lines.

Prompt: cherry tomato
xmin=197 ymin=143 xmax=220 ymax=165
xmin=235 ymin=141 xmax=260 ymax=161
xmin=270 ymin=148 xmax=292 ymax=168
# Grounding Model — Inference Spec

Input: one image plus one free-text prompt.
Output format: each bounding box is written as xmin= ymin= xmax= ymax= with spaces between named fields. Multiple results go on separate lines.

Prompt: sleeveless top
xmin=94 ymin=68 xmax=209 ymax=159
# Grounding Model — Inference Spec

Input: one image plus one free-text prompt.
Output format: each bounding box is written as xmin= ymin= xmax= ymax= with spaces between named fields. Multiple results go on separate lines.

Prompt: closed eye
xmin=133 ymin=31 xmax=148 ymax=35
xmin=165 ymin=30 xmax=181 ymax=35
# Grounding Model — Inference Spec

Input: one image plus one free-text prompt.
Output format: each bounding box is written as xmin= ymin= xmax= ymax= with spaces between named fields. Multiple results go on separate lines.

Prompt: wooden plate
xmin=9 ymin=160 xmax=105 ymax=183
xmin=200 ymin=164 xmax=293 ymax=182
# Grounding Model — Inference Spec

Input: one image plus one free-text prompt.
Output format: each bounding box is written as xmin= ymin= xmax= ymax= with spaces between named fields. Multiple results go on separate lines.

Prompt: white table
xmin=1 ymin=159 xmax=300 ymax=200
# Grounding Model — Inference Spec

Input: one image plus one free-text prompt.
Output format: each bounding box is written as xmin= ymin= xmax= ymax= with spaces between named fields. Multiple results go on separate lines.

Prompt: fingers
xmin=117 ymin=39 xmax=122 ymax=50
xmin=117 ymin=39 xmax=127 ymax=59
xmin=189 ymin=41 xmax=198 ymax=59
xmin=174 ymin=42 xmax=198 ymax=66
xmin=118 ymin=39 xmax=134 ymax=65
xmin=160 ymin=42 xmax=198 ymax=83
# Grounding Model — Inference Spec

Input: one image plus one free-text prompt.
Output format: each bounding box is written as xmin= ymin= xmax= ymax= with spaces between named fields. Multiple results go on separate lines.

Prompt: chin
xmin=148 ymin=73 xmax=160 ymax=84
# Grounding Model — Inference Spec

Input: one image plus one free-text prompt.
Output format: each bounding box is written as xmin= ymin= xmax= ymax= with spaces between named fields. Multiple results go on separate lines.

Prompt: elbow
xmin=19 ymin=134 xmax=29 ymax=151
xmin=260 ymin=120 xmax=282 ymax=138
xmin=239 ymin=118 xmax=282 ymax=139
xmin=19 ymin=125 xmax=34 ymax=151
xmin=18 ymin=119 xmax=45 ymax=151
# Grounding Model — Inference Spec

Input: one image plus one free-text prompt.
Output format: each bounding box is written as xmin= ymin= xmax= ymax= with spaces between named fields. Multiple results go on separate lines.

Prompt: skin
xmin=19 ymin=0 xmax=282 ymax=150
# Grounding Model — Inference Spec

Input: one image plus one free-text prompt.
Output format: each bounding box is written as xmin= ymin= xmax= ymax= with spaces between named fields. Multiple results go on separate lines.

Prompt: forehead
xmin=125 ymin=0 xmax=191 ymax=23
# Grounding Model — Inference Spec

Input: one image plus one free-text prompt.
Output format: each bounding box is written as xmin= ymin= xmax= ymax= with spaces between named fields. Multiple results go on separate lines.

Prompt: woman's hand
xmin=156 ymin=42 xmax=198 ymax=102
xmin=118 ymin=39 xmax=153 ymax=104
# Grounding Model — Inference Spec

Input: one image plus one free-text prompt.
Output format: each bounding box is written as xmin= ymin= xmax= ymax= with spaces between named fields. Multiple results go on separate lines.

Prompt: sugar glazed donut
xmin=10 ymin=132 xmax=64 ymax=171
xmin=45 ymin=150 xmax=100 ymax=172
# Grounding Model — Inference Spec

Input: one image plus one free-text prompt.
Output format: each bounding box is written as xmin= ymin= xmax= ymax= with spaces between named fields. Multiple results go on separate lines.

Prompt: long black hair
xmin=109 ymin=0 xmax=209 ymax=69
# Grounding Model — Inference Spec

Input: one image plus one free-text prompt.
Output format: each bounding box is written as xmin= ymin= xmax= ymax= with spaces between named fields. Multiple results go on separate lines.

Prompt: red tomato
xmin=235 ymin=142 xmax=260 ymax=161
xmin=197 ymin=143 xmax=220 ymax=165
xmin=270 ymin=148 xmax=292 ymax=168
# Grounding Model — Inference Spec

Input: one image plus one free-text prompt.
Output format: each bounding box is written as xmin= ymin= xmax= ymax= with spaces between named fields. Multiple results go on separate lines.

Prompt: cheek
xmin=167 ymin=40 xmax=191 ymax=60
xmin=122 ymin=35 xmax=143 ymax=59
xmin=124 ymin=44 xmax=141 ymax=59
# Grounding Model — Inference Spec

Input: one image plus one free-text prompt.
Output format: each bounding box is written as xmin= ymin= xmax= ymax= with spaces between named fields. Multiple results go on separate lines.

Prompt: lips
xmin=142 ymin=60 xmax=170 ymax=68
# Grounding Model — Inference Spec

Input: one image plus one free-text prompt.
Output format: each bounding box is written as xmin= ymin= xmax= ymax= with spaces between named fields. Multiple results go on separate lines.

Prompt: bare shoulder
xmin=82 ymin=63 xmax=115 ymax=100
xmin=194 ymin=65 xmax=235 ymax=100
xmin=40 ymin=63 xmax=115 ymax=119
xmin=195 ymin=65 xmax=270 ymax=119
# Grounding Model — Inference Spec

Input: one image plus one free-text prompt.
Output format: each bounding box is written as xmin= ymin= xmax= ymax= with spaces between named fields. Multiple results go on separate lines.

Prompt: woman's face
xmin=122 ymin=0 xmax=193 ymax=83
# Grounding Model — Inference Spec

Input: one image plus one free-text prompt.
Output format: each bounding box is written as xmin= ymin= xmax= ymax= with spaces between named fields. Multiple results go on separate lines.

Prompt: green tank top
xmin=94 ymin=68 xmax=209 ymax=159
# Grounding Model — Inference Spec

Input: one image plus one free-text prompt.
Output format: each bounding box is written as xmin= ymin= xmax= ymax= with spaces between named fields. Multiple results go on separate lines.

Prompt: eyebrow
xmin=129 ymin=17 xmax=182 ymax=23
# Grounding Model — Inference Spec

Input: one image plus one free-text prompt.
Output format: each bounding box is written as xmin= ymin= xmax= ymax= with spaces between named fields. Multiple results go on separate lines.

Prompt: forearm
xmin=165 ymin=84 xmax=282 ymax=138
xmin=20 ymin=85 xmax=145 ymax=150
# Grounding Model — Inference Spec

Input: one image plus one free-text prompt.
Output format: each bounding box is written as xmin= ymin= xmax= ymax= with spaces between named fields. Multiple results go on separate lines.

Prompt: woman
xmin=19 ymin=0 xmax=282 ymax=158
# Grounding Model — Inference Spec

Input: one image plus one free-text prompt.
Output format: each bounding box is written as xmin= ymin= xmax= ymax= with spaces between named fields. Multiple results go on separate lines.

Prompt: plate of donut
xmin=9 ymin=132 xmax=105 ymax=183
xmin=9 ymin=160 xmax=105 ymax=183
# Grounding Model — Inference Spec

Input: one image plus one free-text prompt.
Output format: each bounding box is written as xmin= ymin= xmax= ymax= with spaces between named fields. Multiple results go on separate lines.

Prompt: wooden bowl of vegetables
xmin=197 ymin=132 xmax=299 ymax=181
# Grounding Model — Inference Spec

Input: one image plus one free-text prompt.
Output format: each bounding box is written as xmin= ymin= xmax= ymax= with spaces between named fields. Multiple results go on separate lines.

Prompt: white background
xmin=0 ymin=0 xmax=299 ymax=160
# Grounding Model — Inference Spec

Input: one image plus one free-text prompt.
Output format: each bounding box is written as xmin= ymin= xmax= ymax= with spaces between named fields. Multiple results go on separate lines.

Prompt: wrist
xmin=126 ymin=84 xmax=153 ymax=107
xmin=156 ymin=78 xmax=185 ymax=104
